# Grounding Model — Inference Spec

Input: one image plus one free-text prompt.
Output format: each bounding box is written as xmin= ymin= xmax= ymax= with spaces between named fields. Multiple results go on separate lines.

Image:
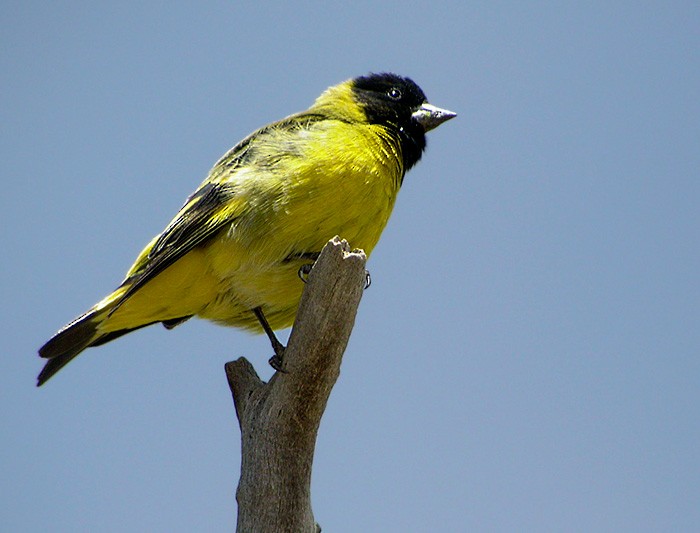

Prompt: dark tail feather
xmin=37 ymin=311 xmax=101 ymax=386
xmin=37 ymin=310 xmax=176 ymax=386
xmin=37 ymin=350 xmax=84 ymax=387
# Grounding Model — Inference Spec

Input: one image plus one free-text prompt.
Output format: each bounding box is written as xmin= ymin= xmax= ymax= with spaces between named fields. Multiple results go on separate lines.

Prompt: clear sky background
xmin=2 ymin=2 xmax=699 ymax=532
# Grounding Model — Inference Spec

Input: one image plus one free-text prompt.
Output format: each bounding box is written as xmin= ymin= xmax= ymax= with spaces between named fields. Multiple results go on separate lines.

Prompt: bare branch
xmin=226 ymin=237 xmax=367 ymax=532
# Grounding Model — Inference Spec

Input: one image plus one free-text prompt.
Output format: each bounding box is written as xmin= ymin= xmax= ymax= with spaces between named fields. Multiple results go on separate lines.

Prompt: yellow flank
xmin=98 ymin=249 xmax=217 ymax=331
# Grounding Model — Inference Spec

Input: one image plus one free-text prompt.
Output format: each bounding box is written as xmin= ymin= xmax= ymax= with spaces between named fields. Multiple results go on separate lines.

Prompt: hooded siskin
xmin=37 ymin=73 xmax=456 ymax=385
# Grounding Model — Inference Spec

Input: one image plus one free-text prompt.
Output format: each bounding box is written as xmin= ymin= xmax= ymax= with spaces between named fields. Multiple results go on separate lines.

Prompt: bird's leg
xmin=252 ymin=306 xmax=287 ymax=372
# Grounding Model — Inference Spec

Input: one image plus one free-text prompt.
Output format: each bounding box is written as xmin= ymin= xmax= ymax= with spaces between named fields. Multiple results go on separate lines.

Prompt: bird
xmin=37 ymin=72 xmax=456 ymax=386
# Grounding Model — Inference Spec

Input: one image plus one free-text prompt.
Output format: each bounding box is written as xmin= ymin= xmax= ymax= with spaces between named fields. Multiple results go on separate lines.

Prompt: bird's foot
xmin=298 ymin=263 xmax=313 ymax=283
xmin=268 ymin=352 xmax=288 ymax=373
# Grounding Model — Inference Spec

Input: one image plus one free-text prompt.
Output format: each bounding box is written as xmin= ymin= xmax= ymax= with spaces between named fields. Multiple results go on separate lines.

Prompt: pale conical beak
xmin=412 ymin=103 xmax=457 ymax=132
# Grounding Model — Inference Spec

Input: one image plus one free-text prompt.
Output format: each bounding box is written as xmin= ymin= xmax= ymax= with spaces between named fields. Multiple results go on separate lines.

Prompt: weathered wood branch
xmin=225 ymin=237 xmax=367 ymax=532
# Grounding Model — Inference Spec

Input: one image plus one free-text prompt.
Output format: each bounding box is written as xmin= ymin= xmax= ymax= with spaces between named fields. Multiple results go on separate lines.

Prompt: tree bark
xmin=225 ymin=237 xmax=367 ymax=532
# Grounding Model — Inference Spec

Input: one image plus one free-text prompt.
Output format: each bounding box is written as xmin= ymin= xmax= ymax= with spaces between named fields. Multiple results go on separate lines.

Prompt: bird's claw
xmin=298 ymin=264 xmax=313 ymax=283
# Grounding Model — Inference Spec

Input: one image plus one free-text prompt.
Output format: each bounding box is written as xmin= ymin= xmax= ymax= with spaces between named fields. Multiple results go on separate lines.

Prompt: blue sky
xmin=2 ymin=2 xmax=699 ymax=531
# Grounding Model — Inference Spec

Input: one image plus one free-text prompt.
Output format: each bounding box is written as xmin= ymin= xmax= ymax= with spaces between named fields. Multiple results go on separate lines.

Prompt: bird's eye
xmin=387 ymin=87 xmax=402 ymax=100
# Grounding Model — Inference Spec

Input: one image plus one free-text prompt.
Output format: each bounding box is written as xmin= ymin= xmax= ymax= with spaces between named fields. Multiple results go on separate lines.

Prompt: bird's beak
xmin=412 ymin=103 xmax=457 ymax=132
